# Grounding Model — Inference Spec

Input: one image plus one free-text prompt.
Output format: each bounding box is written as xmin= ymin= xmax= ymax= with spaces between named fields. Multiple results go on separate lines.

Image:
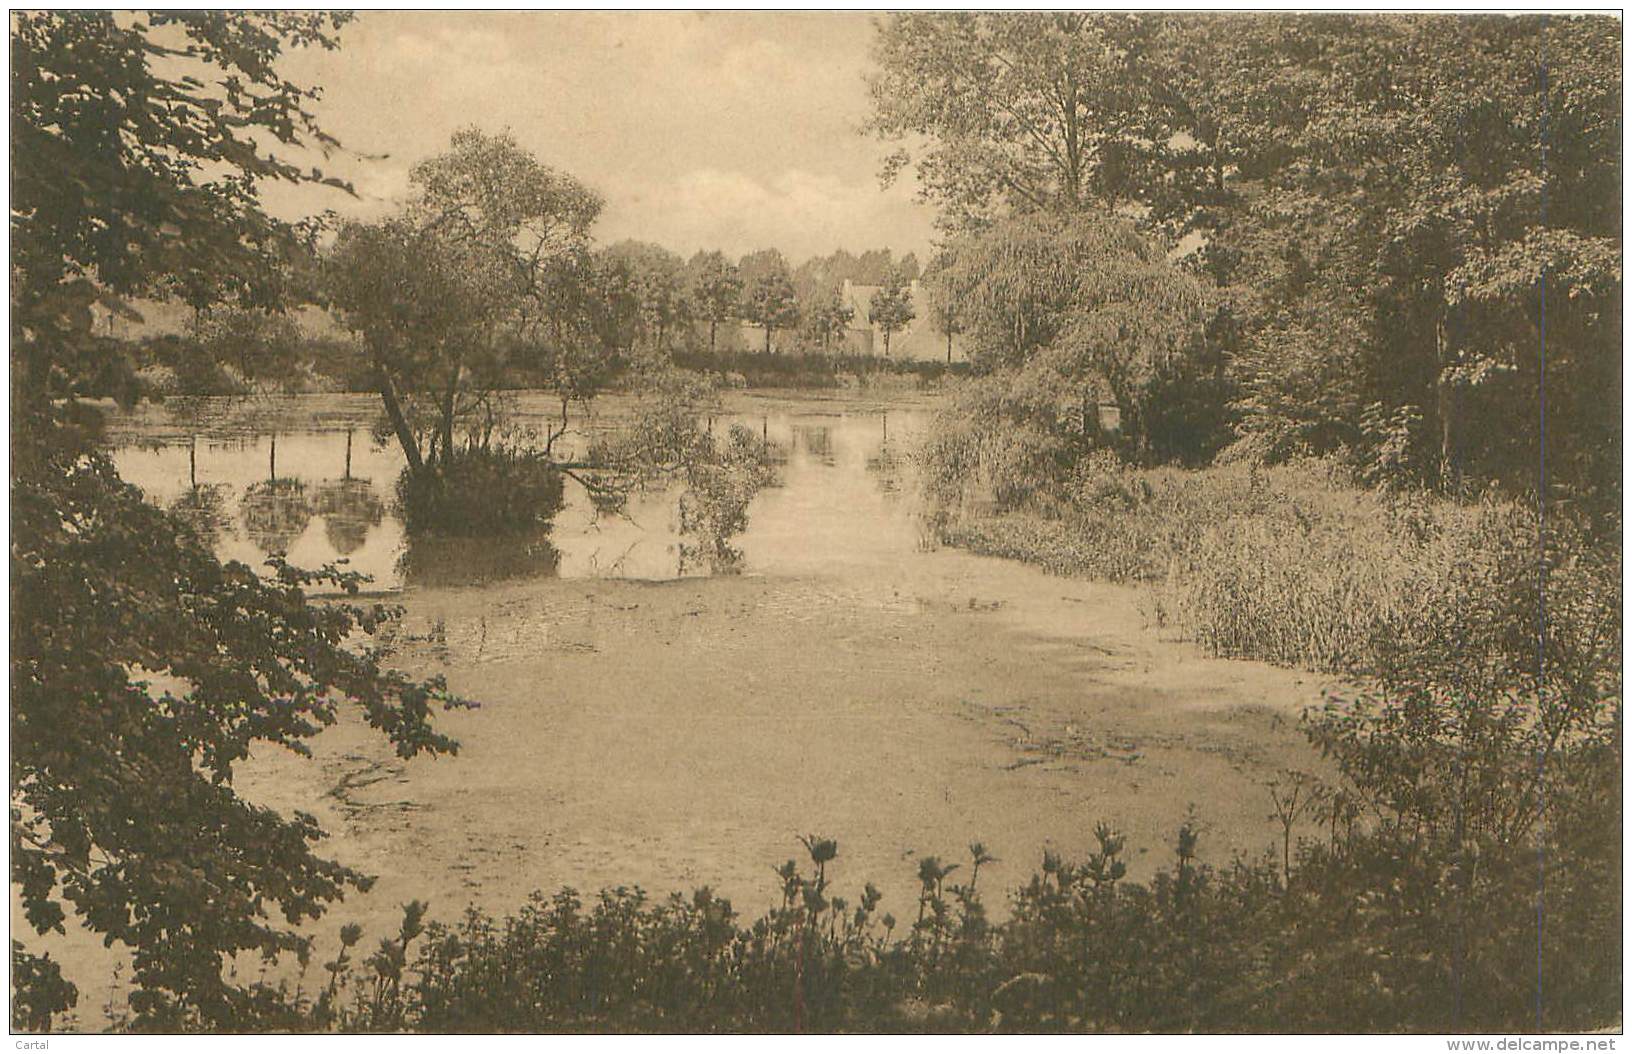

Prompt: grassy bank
xmin=939 ymin=456 xmax=1616 ymax=678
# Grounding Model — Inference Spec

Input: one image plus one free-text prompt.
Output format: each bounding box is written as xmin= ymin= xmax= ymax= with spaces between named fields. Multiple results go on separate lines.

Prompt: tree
xmin=326 ymin=129 xmax=602 ymax=473
xmin=687 ymin=251 xmax=742 ymax=353
xmin=922 ymin=258 xmax=964 ymax=364
xmin=742 ymin=258 xmax=801 ymax=354
xmin=935 ymin=210 xmax=1208 ymax=456
xmin=11 ymin=11 xmax=464 ymax=1028
xmin=873 ymin=13 xmax=1622 ymax=496
xmin=187 ymin=306 xmax=308 ymax=395
xmin=801 ymin=289 xmax=855 ymax=353
xmin=869 ymin=13 xmax=1155 ymax=231
xmin=868 ymin=268 xmax=918 ymax=357
xmin=606 ymin=241 xmax=690 ymax=355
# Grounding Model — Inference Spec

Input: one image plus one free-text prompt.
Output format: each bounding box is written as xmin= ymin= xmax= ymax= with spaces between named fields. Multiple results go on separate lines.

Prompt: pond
xmin=105 ymin=390 xmax=932 ymax=592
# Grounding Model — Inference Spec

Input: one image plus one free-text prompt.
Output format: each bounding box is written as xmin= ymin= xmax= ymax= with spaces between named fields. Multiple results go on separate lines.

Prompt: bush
xmin=932 ymin=456 xmax=1589 ymax=677
xmin=395 ymin=447 xmax=565 ymax=537
xmin=233 ymin=785 xmax=1617 ymax=1033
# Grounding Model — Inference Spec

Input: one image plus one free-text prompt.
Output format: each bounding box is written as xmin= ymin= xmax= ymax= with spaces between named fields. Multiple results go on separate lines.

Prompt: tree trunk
xmin=709 ymin=318 xmax=718 ymax=353
xmin=764 ymin=324 xmax=772 ymax=354
xmin=946 ymin=332 xmax=953 ymax=364
xmin=374 ymin=358 xmax=424 ymax=474
xmin=439 ymin=364 xmax=459 ymax=469
xmin=1436 ymin=306 xmax=1460 ymax=491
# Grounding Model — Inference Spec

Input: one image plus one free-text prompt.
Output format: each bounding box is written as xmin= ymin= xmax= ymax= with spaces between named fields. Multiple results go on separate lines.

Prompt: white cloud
xmin=597 ymin=166 xmax=936 ymax=262
xmin=269 ymin=12 xmax=939 ymax=261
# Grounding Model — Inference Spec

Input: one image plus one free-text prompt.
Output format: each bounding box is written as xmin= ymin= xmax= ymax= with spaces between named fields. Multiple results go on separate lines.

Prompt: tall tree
xmin=11 ymin=12 xmax=463 ymax=1029
xmin=869 ymin=13 xmax=1154 ymax=231
xmin=742 ymin=259 xmax=801 ymax=354
xmin=687 ymin=251 xmax=742 ymax=353
xmin=934 ymin=210 xmax=1209 ymax=455
xmin=326 ymin=129 xmax=602 ymax=471
xmin=801 ymin=289 xmax=855 ymax=353
xmin=868 ymin=268 xmax=918 ymax=357
xmin=606 ymin=240 xmax=690 ymax=355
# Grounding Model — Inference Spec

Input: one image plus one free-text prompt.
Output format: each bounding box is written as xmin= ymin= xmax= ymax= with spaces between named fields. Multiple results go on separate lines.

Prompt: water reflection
xmin=169 ymin=483 xmax=232 ymax=546
xmin=866 ymin=444 xmax=904 ymax=496
xmin=311 ymin=478 xmax=385 ymax=556
xmin=107 ymin=394 xmax=927 ymax=591
xmin=397 ymin=533 xmax=562 ymax=588
xmin=791 ymin=424 xmax=835 ymax=466
xmin=240 ymin=480 xmax=312 ymax=557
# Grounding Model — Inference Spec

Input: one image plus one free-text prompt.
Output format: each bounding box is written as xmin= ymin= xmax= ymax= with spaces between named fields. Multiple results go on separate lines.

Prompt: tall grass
xmin=938 ymin=454 xmax=1556 ymax=676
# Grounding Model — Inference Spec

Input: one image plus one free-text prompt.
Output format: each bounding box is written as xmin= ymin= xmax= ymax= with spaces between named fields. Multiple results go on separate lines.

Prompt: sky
xmin=264 ymin=11 xmax=940 ymax=264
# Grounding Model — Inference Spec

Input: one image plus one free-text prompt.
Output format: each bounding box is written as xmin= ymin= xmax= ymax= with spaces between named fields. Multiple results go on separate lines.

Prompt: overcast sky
xmin=263 ymin=11 xmax=938 ymax=263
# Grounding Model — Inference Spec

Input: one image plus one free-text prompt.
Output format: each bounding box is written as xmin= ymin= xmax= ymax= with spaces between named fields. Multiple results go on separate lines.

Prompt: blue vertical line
xmin=1534 ymin=13 xmax=1550 ymax=1035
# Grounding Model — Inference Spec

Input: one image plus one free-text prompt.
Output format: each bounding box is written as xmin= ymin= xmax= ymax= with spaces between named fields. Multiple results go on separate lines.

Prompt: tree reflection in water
xmin=240 ymin=480 xmax=312 ymax=557
xmin=169 ymin=484 xmax=233 ymax=546
xmin=865 ymin=443 xmax=902 ymax=495
xmin=396 ymin=533 xmax=562 ymax=588
xmin=791 ymin=424 xmax=835 ymax=466
xmin=311 ymin=478 xmax=385 ymax=556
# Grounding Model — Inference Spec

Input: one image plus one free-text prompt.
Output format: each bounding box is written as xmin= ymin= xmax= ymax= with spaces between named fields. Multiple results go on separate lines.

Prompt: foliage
xmin=671 ymin=348 xmax=966 ymax=391
xmin=867 ymin=268 xmax=918 ymax=356
xmin=186 ymin=305 xmax=309 ymax=395
xmin=800 ymin=289 xmax=856 ymax=352
xmin=163 ymin=770 xmax=1617 ymax=1033
xmin=686 ymin=250 xmax=743 ymax=354
xmin=924 ymin=211 xmax=1215 ymax=466
xmin=10 ymin=12 xmax=470 ymax=1027
xmin=678 ymin=426 xmax=778 ymax=574
xmin=605 ymin=240 xmax=691 ymax=355
xmin=12 ymin=451 xmax=467 ymax=1029
xmin=325 ymin=128 xmax=604 ymax=473
xmin=873 ymin=13 xmax=1622 ymax=499
xmin=741 ymin=259 xmax=802 ymax=354
xmin=868 ymin=13 xmax=1154 ymax=230
xmin=394 ymin=447 xmax=566 ymax=538
xmin=930 ymin=453 xmax=1601 ymax=678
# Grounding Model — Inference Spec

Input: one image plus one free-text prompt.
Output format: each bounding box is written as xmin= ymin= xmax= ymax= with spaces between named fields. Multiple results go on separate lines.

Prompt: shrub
xmin=930 ymin=455 xmax=1589 ymax=677
xmin=230 ymin=784 xmax=1618 ymax=1033
xmin=395 ymin=447 xmax=565 ymax=537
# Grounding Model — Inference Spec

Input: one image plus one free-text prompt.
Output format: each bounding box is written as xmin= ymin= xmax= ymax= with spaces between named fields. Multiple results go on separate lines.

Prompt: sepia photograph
xmin=7 ymin=7 xmax=1624 ymax=1037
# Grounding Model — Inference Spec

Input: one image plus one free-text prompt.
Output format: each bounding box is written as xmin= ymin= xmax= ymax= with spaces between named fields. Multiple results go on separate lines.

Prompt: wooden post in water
xmin=762 ymin=416 xmax=768 ymax=442
xmin=268 ymin=433 xmax=276 ymax=482
xmin=189 ymin=435 xmax=197 ymax=489
xmin=344 ymin=429 xmax=353 ymax=480
xmin=882 ymin=412 xmax=888 ymax=444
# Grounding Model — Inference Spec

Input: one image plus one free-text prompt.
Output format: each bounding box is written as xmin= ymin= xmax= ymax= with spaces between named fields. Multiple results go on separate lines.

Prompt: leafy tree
xmin=606 ymin=241 xmax=690 ymax=355
xmin=801 ymin=290 xmax=855 ymax=353
xmin=187 ymin=307 xmax=309 ymax=395
xmin=921 ymin=255 xmax=965 ymax=364
xmin=687 ymin=251 xmax=742 ymax=353
xmin=933 ymin=210 xmax=1208 ymax=458
xmin=11 ymin=11 xmax=464 ymax=1028
xmin=326 ymin=129 xmax=602 ymax=472
xmin=875 ymin=13 xmax=1622 ymax=498
xmin=742 ymin=257 xmax=801 ymax=354
xmin=867 ymin=268 xmax=918 ymax=357
xmin=869 ymin=13 xmax=1154 ymax=231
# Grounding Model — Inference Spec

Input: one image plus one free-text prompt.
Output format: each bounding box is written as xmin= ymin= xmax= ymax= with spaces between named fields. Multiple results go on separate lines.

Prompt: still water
xmin=106 ymin=391 xmax=929 ymax=592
